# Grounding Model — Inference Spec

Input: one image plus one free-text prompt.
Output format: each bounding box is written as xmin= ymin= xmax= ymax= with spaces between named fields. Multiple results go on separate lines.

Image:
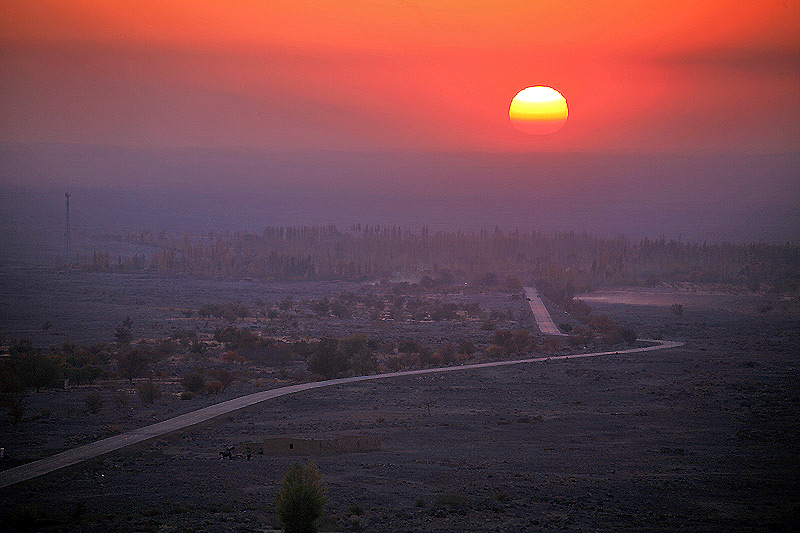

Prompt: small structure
xmin=238 ymin=435 xmax=380 ymax=456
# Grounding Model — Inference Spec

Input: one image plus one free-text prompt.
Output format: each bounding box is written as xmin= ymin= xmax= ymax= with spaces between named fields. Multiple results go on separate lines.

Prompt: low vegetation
xmin=275 ymin=462 xmax=328 ymax=533
xmin=1 ymin=279 xmax=644 ymax=428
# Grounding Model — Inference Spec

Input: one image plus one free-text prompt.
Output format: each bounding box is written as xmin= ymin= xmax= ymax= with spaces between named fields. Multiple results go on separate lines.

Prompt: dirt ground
xmin=1 ymin=282 xmax=799 ymax=532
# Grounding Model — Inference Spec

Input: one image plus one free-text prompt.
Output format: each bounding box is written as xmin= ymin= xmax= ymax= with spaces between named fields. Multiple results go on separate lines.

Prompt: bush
xmin=205 ymin=381 xmax=223 ymax=394
xmin=12 ymin=344 xmax=63 ymax=391
xmin=308 ymin=338 xmax=350 ymax=379
xmin=4 ymin=397 xmax=25 ymax=425
xmin=84 ymin=392 xmax=104 ymax=414
xmin=490 ymin=329 xmax=532 ymax=355
xmin=136 ymin=379 xmax=161 ymax=404
xmin=620 ymin=327 xmax=638 ymax=345
xmin=348 ymin=504 xmax=364 ymax=516
xmin=114 ymin=326 xmax=132 ymax=345
xmin=438 ymin=342 xmax=456 ymax=364
xmin=275 ymin=462 xmax=328 ymax=533
xmin=483 ymin=344 xmax=505 ymax=360
xmin=111 ymin=389 xmax=130 ymax=409
xmin=10 ymin=505 xmax=42 ymax=530
xmin=117 ymin=349 xmax=149 ymax=383
xmin=457 ymin=339 xmax=475 ymax=356
xmin=181 ymin=372 xmax=205 ymax=394
xmin=433 ymin=493 xmax=468 ymax=510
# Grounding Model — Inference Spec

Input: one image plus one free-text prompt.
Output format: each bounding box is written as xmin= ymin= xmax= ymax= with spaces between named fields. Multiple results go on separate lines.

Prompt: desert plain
xmin=0 ymin=270 xmax=798 ymax=532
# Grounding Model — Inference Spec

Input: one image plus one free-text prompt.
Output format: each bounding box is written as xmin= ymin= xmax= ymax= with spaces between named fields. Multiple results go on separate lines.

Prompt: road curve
xmin=0 ymin=338 xmax=683 ymax=489
xmin=524 ymin=286 xmax=566 ymax=335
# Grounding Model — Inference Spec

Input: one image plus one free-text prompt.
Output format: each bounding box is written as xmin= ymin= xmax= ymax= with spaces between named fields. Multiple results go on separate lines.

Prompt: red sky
xmin=1 ymin=1 xmax=799 ymax=153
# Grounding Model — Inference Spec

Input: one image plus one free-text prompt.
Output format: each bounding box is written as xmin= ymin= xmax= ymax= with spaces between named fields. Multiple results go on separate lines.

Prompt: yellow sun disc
xmin=509 ymin=86 xmax=568 ymax=135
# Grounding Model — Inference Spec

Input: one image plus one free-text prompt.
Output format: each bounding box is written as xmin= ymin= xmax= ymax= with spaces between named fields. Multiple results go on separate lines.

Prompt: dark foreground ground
xmin=1 ymin=287 xmax=799 ymax=532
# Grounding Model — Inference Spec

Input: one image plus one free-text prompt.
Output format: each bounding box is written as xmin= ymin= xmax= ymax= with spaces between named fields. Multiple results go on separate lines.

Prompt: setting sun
xmin=509 ymin=86 xmax=568 ymax=135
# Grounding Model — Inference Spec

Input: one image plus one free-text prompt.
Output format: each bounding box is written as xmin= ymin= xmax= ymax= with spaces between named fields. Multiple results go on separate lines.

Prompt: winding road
xmin=0 ymin=296 xmax=683 ymax=489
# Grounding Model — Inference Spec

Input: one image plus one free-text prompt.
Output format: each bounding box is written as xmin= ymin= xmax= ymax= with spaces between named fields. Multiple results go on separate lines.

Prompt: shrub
xmin=114 ymin=326 xmax=132 ymax=345
xmin=670 ymin=303 xmax=684 ymax=317
xmin=10 ymin=505 xmax=42 ymax=530
xmin=222 ymin=350 xmax=246 ymax=363
xmin=275 ymin=462 xmax=328 ymax=533
xmin=457 ymin=339 xmax=475 ymax=356
xmin=385 ymin=356 xmax=403 ymax=372
xmin=308 ymin=338 xmax=350 ymax=379
xmin=205 ymin=381 xmax=223 ymax=394
xmin=4 ymin=397 xmax=25 ymax=425
xmin=111 ymin=389 xmax=130 ymax=409
xmin=483 ymin=344 xmax=505 ymax=359
xmin=397 ymin=339 xmax=421 ymax=354
xmin=491 ymin=329 xmax=532 ymax=355
xmin=84 ymin=392 xmax=104 ymax=414
xmin=117 ymin=349 xmax=149 ymax=383
xmin=207 ymin=368 xmax=233 ymax=390
xmin=433 ymin=493 xmax=468 ymax=510
xmin=620 ymin=327 xmax=638 ymax=345
xmin=181 ymin=372 xmax=205 ymax=394
xmin=71 ymin=499 xmax=87 ymax=523
xmin=136 ymin=379 xmax=161 ymax=404
xmin=348 ymin=504 xmax=364 ymax=516
xmin=438 ymin=343 xmax=456 ymax=364
xmin=12 ymin=346 xmax=63 ymax=391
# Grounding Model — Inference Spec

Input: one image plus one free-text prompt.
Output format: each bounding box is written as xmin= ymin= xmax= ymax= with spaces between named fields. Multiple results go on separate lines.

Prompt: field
xmin=1 ymin=269 xmax=798 ymax=532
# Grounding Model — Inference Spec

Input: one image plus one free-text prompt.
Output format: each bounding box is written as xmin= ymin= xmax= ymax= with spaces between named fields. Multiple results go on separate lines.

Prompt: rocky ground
xmin=1 ymin=277 xmax=798 ymax=532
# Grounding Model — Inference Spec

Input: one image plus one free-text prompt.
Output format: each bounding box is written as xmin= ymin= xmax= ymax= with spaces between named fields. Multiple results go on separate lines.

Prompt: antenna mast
xmin=64 ymin=192 xmax=71 ymax=262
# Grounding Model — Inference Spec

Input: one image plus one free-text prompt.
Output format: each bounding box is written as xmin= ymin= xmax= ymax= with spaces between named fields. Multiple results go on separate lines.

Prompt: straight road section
xmin=524 ymin=286 xmax=566 ymax=335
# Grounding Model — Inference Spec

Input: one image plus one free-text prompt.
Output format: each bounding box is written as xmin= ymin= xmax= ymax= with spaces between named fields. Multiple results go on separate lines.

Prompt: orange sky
xmin=1 ymin=0 xmax=798 ymax=152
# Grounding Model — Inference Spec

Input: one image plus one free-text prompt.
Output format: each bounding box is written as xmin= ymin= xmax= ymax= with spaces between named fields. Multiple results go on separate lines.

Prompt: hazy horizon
xmin=1 ymin=144 xmax=798 ymax=268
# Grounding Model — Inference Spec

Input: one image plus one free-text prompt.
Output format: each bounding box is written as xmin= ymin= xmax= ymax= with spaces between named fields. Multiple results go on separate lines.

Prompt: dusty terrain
xmin=1 ymin=274 xmax=798 ymax=532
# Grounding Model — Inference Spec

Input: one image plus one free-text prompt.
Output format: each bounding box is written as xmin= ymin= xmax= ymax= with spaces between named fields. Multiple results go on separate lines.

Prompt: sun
xmin=509 ymin=86 xmax=568 ymax=135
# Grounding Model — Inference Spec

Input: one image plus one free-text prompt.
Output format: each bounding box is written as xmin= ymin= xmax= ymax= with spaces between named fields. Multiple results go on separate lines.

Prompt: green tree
xmin=340 ymin=334 xmax=376 ymax=374
xmin=117 ymin=349 xmax=149 ymax=383
xmin=114 ymin=326 xmax=132 ymax=345
xmin=12 ymin=343 xmax=63 ymax=392
xmin=275 ymin=463 xmax=328 ymax=533
xmin=308 ymin=338 xmax=349 ymax=379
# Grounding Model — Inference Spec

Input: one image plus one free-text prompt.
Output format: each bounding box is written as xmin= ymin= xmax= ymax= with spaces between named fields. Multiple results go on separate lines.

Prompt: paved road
xmin=0 ymin=339 xmax=683 ymax=489
xmin=524 ymin=286 xmax=566 ymax=335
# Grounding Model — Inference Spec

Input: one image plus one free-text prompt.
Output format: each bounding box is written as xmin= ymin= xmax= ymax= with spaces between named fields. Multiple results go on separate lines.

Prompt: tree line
xmin=79 ymin=225 xmax=799 ymax=291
